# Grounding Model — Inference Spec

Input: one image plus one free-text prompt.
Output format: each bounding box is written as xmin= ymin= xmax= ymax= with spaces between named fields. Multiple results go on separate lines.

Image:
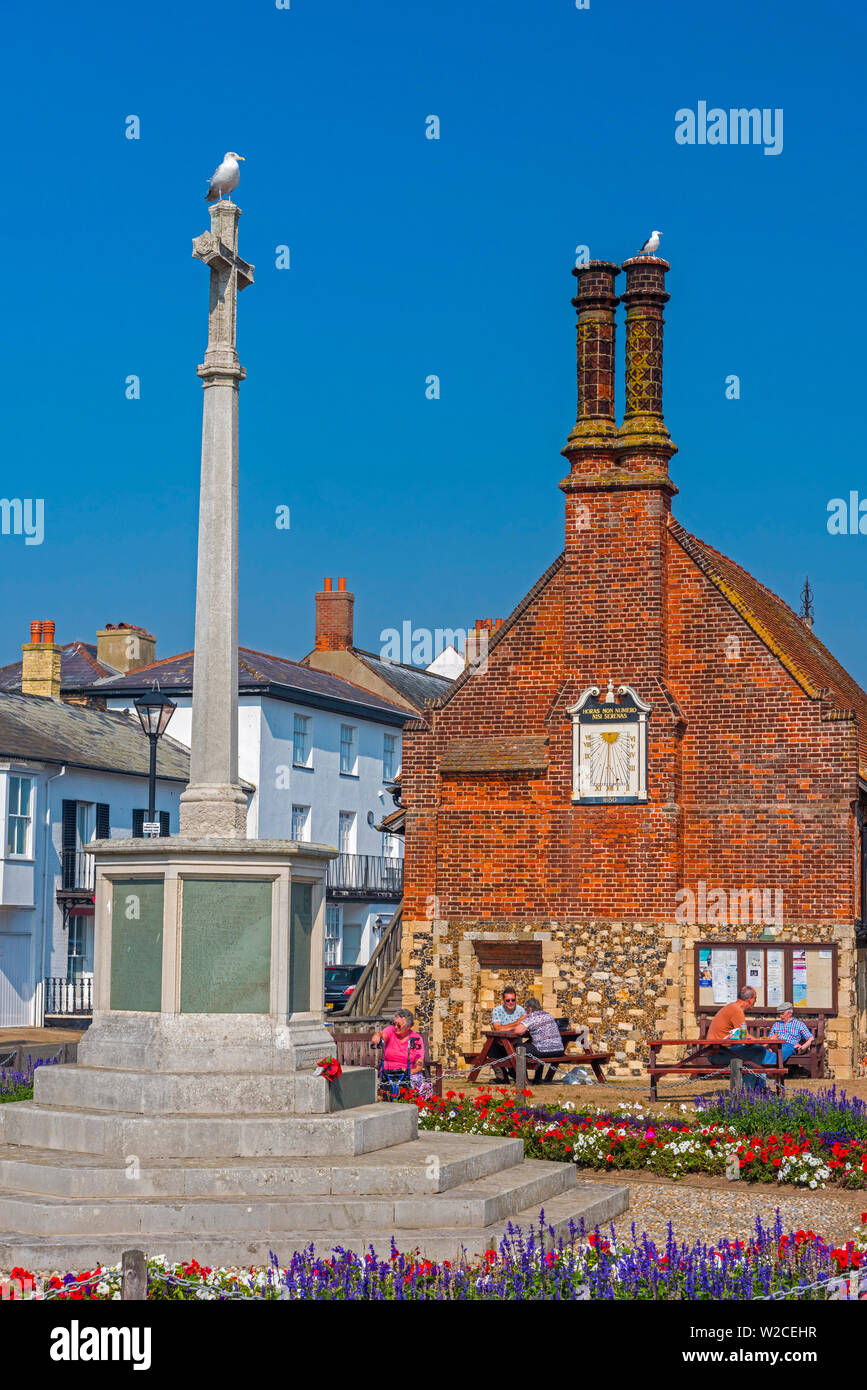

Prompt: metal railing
xmin=335 ymin=905 xmax=403 ymax=1019
xmin=60 ymin=850 xmax=95 ymax=893
xmin=326 ymin=853 xmax=403 ymax=896
xmin=44 ymin=976 xmax=93 ymax=1016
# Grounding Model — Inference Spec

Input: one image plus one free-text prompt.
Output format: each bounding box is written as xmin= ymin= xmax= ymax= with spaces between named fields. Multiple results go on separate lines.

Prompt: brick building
xmin=400 ymin=256 xmax=867 ymax=1079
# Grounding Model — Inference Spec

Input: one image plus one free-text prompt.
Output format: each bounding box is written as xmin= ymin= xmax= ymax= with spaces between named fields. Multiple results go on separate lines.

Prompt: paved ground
xmin=0 ymin=1028 xmax=85 ymax=1047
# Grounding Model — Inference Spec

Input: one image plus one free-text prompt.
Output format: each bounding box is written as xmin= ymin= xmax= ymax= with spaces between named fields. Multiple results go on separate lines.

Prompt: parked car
xmin=324 ymin=964 xmax=365 ymax=1012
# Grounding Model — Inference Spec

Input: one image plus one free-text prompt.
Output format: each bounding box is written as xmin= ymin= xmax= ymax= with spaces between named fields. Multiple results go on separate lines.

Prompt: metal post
xmin=515 ymin=1045 xmax=527 ymax=1096
xmin=121 ymin=1248 xmax=147 ymax=1300
xmin=147 ymin=733 xmax=158 ymax=821
xmin=729 ymin=1055 xmax=743 ymax=1095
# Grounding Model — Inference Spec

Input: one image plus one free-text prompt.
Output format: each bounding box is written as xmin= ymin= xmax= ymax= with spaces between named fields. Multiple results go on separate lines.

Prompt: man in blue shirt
xmin=762 ymin=1002 xmax=814 ymax=1068
xmin=489 ymin=986 xmax=527 ymax=1081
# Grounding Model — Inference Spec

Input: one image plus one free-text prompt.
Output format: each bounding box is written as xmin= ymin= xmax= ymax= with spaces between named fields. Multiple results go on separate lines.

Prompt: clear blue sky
xmin=4 ymin=0 xmax=866 ymax=683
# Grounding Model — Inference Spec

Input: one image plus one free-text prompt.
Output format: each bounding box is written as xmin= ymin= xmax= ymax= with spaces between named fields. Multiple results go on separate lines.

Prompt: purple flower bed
xmin=0 ymin=1055 xmax=57 ymax=1104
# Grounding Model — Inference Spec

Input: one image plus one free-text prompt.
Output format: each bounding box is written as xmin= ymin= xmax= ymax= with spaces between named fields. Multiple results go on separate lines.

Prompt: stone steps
xmin=33 ymin=1064 xmax=376 ymax=1117
xmin=0 ymin=1134 xmax=525 ymax=1199
xmin=0 ymin=1101 xmax=415 ymax=1159
xmin=0 ymin=1186 xmax=628 ymax=1268
xmin=0 ymin=1159 xmax=575 ymax=1237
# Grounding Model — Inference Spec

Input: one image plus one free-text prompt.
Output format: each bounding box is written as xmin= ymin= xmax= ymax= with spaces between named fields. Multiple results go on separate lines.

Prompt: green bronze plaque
xmin=289 ymin=881 xmax=314 ymax=1013
xmin=180 ymin=878 xmax=272 ymax=1014
xmin=110 ymin=879 xmax=164 ymax=1012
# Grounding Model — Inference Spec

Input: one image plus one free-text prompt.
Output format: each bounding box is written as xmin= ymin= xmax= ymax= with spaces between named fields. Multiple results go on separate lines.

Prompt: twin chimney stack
xmin=560 ymin=254 xmax=677 ymax=495
xmin=314 ymin=577 xmax=355 ymax=651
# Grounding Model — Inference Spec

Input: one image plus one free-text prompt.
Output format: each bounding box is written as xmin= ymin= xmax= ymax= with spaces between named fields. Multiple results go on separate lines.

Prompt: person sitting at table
xmin=500 ymin=996 xmax=563 ymax=1085
xmin=488 ymin=985 xmax=527 ymax=1081
xmin=762 ymin=1002 xmax=814 ymax=1069
xmin=705 ymin=986 xmax=768 ymax=1093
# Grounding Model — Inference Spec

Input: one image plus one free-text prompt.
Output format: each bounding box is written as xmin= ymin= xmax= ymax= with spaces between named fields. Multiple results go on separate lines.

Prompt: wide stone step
xmin=0 ymin=1184 xmax=629 ymax=1267
xmin=0 ymin=1102 xmax=415 ymax=1159
xmin=0 ymin=1160 xmax=575 ymax=1237
xmin=0 ymin=1134 xmax=525 ymax=1200
xmin=33 ymin=1064 xmax=375 ymax=1117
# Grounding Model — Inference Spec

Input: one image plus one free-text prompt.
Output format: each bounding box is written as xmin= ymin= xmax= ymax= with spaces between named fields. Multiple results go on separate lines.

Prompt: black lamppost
xmin=134 ymin=689 xmax=177 ymax=829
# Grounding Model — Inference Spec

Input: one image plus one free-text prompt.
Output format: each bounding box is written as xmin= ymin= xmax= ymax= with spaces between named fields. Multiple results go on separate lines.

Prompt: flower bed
xmin=0 ymin=1056 xmax=56 ymax=1105
xmin=401 ymin=1088 xmax=867 ymax=1189
xmin=5 ymin=1212 xmax=865 ymax=1300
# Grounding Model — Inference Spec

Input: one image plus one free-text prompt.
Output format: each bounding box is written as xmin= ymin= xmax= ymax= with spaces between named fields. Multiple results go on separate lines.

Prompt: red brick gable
xmin=669 ymin=519 xmax=867 ymax=775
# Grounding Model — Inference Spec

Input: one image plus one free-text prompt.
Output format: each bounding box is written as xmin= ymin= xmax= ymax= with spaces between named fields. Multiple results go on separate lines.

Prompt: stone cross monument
xmin=179 ymin=200 xmax=254 ymax=839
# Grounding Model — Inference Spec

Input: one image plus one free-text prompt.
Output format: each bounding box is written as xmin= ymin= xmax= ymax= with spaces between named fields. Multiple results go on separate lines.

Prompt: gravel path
xmin=579 ymin=1170 xmax=866 ymax=1248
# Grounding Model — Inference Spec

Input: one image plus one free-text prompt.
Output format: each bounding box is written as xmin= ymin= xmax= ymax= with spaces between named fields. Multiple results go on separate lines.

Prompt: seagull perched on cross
xmin=636 ymin=230 xmax=662 ymax=257
xmin=205 ymin=152 xmax=245 ymax=203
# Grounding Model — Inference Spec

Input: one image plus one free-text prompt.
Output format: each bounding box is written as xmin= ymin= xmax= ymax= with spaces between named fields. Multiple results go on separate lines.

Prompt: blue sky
xmin=4 ymin=0 xmax=866 ymax=683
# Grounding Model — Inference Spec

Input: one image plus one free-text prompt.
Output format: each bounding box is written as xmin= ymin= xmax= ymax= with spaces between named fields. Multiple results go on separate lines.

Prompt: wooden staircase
xmin=334 ymin=905 xmax=403 ymax=1024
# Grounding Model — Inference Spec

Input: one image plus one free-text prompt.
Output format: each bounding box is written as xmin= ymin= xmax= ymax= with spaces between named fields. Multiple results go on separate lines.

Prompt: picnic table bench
xmin=463 ymin=1027 xmax=612 ymax=1085
xmin=698 ymin=1013 xmax=826 ymax=1079
xmin=648 ymin=1036 xmax=788 ymax=1101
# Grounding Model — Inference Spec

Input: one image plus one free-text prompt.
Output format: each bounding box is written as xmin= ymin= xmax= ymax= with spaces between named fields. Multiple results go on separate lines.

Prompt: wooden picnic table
xmin=464 ymin=1029 xmax=611 ymax=1085
xmin=648 ymin=1035 xmax=787 ymax=1101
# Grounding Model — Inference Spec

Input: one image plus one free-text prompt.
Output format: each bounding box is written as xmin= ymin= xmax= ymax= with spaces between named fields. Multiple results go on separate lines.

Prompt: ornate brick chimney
xmin=97 ymin=622 xmax=157 ymax=674
xmin=314 ymin=576 xmax=354 ymax=651
xmin=615 ymin=255 xmax=677 ymax=486
xmin=21 ymin=620 xmax=61 ymax=698
xmin=560 ymin=260 xmax=621 ymax=498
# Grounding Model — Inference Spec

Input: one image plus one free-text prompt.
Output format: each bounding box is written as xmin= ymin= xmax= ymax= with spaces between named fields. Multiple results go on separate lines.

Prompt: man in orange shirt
xmin=705 ymin=986 xmax=768 ymax=1093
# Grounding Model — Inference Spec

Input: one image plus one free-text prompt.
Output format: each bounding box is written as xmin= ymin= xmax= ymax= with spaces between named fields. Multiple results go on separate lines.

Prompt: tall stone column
xmin=179 ymin=200 xmax=254 ymax=839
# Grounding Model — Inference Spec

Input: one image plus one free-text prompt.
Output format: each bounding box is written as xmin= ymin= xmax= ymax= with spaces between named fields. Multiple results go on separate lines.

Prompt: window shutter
xmin=96 ymin=803 xmax=110 ymax=840
xmin=61 ymin=800 xmax=77 ymax=851
xmin=61 ymin=800 xmax=77 ymax=890
xmin=132 ymin=809 xmax=145 ymax=839
xmin=159 ymin=811 xmax=170 ymax=837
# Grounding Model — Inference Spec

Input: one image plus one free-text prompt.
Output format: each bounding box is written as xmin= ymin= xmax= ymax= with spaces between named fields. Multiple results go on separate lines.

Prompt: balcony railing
xmin=60 ymin=850 xmax=95 ymax=893
xmin=44 ymin=976 xmax=93 ymax=1016
xmin=326 ymin=853 xmax=403 ymax=898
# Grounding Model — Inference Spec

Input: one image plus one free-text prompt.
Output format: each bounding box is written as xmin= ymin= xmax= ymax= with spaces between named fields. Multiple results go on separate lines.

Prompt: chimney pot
xmin=323 ymin=577 xmax=333 ymax=592
xmin=42 ymin=620 xmax=56 ymax=644
xmin=29 ymin=620 xmax=41 ymax=644
xmin=338 ymin=577 xmax=347 ymax=592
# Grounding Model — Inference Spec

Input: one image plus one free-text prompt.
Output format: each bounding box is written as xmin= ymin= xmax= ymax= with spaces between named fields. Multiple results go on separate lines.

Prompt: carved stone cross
xmin=192 ymin=200 xmax=255 ymax=371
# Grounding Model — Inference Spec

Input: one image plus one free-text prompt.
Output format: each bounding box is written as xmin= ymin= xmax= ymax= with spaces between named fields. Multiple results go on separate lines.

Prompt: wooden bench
xmin=463 ymin=1027 xmax=612 ymax=1085
xmin=648 ymin=1036 xmax=788 ymax=1101
xmin=698 ymin=1013 xmax=826 ymax=1079
xmin=329 ymin=1028 xmax=443 ymax=1099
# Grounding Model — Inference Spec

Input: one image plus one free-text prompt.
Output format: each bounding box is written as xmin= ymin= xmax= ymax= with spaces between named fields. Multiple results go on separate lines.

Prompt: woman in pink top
xmin=371 ymin=1009 xmax=429 ymax=1097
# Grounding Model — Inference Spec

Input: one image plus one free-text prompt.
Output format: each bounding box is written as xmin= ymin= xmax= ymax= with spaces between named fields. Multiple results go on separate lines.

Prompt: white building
xmin=0 ymin=692 xmax=188 ymax=1026
xmin=88 ymin=647 xmax=412 ymax=970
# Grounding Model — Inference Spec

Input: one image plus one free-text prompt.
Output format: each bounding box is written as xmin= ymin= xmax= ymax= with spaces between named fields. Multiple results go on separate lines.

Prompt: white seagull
xmin=205 ymin=152 xmax=245 ymax=203
xmin=636 ymin=230 xmax=662 ymax=256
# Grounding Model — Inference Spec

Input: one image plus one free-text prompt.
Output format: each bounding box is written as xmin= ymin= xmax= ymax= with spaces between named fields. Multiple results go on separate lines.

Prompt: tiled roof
xmin=0 ymin=692 xmax=191 ymax=780
xmin=353 ymin=650 xmax=454 ymax=708
xmin=440 ymin=736 xmax=550 ymax=774
xmin=86 ymin=647 xmax=408 ymax=720
xmin=0 ymin=642 xmax=119 ymax=692
xmin=669 ymin=519 xmax=867 ymax=773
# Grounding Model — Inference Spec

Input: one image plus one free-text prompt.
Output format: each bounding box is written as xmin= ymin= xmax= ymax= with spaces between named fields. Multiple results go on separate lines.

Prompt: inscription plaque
xmin=110 ymin=879 xmax=164 ymax=1012
xmin=180 ymin=878 xmax=272 ymax=1014
xmin=289 ymin=881 xmax=314 ymax=1014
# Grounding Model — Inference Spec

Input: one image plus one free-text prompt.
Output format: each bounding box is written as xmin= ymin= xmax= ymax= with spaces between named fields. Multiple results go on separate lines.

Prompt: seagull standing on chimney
xmin=205 ymin=152 xmax=245 ymax=202
xmin=636 ymin=230 xmax=662 ymax=256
